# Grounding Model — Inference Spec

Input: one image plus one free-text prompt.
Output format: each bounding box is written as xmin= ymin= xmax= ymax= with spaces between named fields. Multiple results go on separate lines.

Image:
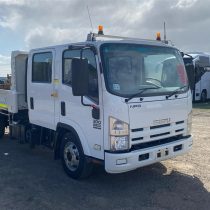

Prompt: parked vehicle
xmin=183 ymin=53 xmax=210 ymax=102
xmin=0 ymin=28 xmax=192 ymax=179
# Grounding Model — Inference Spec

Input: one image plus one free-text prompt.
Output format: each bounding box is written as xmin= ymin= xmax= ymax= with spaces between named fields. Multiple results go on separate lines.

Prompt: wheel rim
xmin=64 ymin=141 xmax=80 ymax=171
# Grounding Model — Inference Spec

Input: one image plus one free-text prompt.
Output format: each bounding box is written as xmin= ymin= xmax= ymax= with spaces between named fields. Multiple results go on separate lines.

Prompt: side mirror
xmin=72 ymin=58 xmax=89 ymax=96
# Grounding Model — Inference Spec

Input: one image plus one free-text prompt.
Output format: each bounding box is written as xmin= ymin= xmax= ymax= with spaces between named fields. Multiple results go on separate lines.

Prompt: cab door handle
xmin=30 ymin=97 xmax=34 ymax=109
xmin=61 ymin=101 xmax=66 ymax=116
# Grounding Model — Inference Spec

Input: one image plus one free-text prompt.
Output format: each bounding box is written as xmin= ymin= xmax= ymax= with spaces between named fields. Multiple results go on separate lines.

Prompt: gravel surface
xmin=0 ymin=105 xmax=209 ymax=210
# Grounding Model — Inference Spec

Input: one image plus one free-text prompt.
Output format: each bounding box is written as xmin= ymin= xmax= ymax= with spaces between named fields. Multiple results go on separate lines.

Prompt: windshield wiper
xmin=166 ymin=85 xmax=188 ymax=99
xmin=125 ymin=87 xmax=160 ymax=103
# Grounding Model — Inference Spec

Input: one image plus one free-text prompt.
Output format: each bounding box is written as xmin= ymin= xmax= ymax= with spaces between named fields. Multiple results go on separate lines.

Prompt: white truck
xmin=0 ymin=28 xmax=193 ymax=179
xmin=183 ymin=53 xmax=210 ymax=102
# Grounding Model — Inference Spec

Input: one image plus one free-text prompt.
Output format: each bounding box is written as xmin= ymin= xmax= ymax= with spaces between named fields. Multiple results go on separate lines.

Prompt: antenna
xmin=86 ymin=5 xmax=93 ymax=32
xmin=164 ymin=21 xmax=166 ymax=43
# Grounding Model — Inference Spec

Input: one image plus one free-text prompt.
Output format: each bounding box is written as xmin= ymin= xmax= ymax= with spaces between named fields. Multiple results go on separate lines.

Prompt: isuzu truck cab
xmin=0 ymin=29 xmax=192 ymax=179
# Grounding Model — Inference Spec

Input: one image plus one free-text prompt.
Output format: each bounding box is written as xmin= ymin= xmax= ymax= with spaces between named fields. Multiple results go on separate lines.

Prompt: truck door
xmin=28 ymin=49 xmax=56 ymax=130
xmin=59 ymin=48 xmax=104 ymax=160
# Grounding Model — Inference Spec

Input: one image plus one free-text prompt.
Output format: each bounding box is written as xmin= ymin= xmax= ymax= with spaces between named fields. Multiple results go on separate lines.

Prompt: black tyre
xmin=60 ymin=132 xmax=93 ymax=179
xmin=0 ymin=117 xmax=6 ymax=139
xmin=201 ymin=90 xmax=207 ymax=103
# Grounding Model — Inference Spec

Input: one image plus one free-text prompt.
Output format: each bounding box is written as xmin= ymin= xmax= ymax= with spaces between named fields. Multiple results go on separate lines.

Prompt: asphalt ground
xmin=0 ymin=103 xmax=210 ymax=210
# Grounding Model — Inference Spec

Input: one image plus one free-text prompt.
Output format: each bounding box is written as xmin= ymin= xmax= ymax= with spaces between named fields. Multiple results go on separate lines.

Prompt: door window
xmin=63 ymin=48 xmax=99 ymax=103
xmin=32 ymin=52 xmax=52 ymax=83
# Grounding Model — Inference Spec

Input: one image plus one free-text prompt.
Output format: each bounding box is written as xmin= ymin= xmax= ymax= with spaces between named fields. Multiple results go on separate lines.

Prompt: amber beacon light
xmin=98 ymin=25 xmax=104 ymax=35
xmin=156 ymin=32 xmax=161 ymax=41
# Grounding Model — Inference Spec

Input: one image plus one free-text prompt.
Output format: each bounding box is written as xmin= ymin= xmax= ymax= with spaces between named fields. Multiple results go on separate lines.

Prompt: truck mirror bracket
xmin=81 ymin=97 xmax=100 ymax=119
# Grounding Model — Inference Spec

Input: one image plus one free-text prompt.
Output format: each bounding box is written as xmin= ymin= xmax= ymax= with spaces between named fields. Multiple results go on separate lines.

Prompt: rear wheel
xmin=0 ymin=116 xmax=6 ymax=139
xmin=61 ymin=132 xmax=93 ymax=179
xmin=201 ymin=90 xmax=207 ymax=102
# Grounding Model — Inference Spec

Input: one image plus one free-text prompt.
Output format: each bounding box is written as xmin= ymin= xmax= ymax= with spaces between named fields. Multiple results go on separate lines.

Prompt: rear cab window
xmin=32 ymin=52 xmax=52 ymax=83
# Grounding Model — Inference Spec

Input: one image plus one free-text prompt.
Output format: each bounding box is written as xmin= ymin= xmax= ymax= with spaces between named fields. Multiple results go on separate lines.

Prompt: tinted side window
xmin=63 ymin=49 xmax=99 ymax=103
xmin=83 ymin=49 xmax=99 ymax=103
xmin=32 ymin=52 xmax=52 ymax=83
xmin=63 ymin=50 xmax=80 ymax=86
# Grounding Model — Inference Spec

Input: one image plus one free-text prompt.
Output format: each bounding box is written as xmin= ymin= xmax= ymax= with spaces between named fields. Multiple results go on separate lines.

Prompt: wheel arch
xmin=54 ymin=122 xmax=91 ymax=159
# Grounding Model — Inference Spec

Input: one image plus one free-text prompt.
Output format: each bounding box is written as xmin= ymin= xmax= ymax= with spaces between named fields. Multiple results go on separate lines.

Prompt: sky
xmin=0 ymin=0 xmax=210 ymax=76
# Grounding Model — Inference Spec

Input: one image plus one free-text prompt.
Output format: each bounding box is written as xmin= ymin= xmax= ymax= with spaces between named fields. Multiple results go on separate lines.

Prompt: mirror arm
xmin=81 ymin=96 xmax=100 ymax=119
xmin=81 ymin=96 xmax=92 ymax=107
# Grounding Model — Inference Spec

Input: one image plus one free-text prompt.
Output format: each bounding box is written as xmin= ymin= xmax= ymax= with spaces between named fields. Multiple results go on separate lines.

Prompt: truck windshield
xmin=100 ymin=43 xmax=189 ymax=97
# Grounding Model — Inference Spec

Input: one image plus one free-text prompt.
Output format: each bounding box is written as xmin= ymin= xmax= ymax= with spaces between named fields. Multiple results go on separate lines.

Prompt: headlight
xmin=109 ymin=117 xmax=129 ymax=151
xmin=187 ymin=111 xmax=192 ymax=135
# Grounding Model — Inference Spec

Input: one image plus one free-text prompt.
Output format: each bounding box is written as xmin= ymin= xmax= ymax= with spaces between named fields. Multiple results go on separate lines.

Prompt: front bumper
xmin=105 ymin=136 xmax=192 ymax=173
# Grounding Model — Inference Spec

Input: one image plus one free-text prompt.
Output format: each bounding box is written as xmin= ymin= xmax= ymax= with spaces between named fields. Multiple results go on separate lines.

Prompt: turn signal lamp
xmin=98 ymin=25 xmax=104 ymax=35
xmin=156 ymin=32 xmax=161 ymax=41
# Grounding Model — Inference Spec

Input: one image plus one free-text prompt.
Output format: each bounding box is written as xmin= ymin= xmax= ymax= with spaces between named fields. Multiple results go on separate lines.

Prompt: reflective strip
xmin=0 ymin=103 xmax=8 ymax=109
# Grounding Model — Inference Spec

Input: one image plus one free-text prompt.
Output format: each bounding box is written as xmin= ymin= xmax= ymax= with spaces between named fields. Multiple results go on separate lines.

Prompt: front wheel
xmin=61 ymin=132 xmax=93 ymax=179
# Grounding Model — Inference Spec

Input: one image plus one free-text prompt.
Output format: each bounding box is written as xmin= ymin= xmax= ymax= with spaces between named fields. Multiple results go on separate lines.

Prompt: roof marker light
xmin=98 ymin=25 xmax=104 ymax=35
xmin=156 ymin=32 xmax=161 ymax=41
